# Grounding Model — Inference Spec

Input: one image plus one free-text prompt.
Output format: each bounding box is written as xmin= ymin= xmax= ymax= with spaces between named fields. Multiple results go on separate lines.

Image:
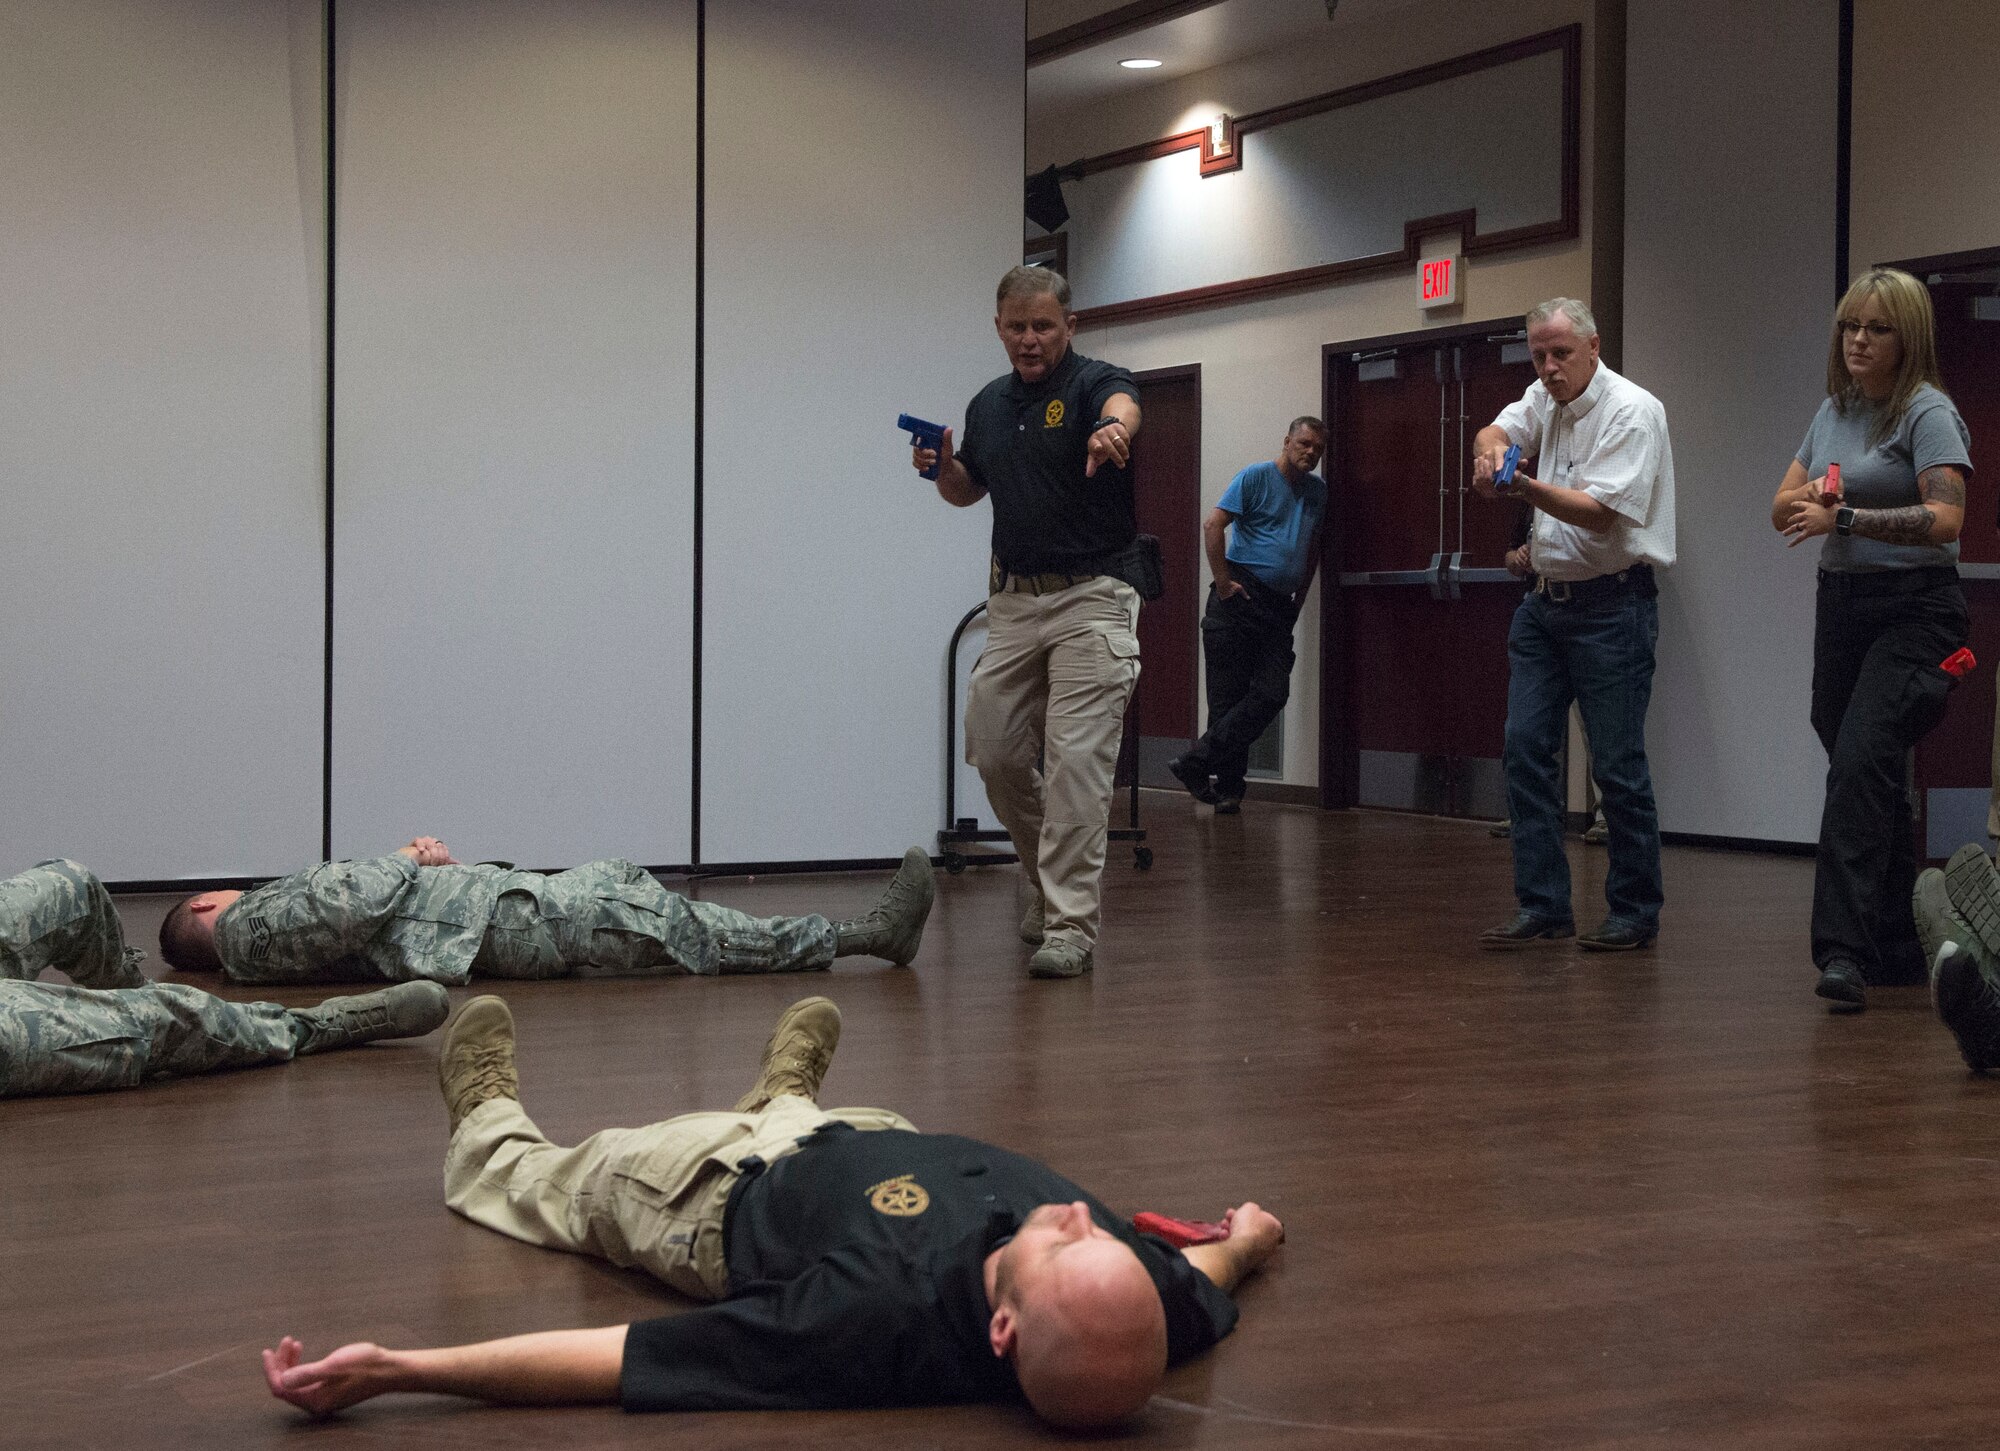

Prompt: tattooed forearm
xmin=1851 ymin=504 xmax=1937 ymax=544
xmin=1919 ymin=465 xmax=1968 ymax=509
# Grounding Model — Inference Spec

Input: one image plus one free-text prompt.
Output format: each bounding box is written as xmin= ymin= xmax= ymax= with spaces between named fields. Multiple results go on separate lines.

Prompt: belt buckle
xmin=1542 ymin=577 xmax=1573 ymax=603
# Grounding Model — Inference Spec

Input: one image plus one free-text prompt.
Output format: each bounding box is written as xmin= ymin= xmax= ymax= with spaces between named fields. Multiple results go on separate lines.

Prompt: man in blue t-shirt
xmin=1170 ymin=417 xmax=1328 ymax=812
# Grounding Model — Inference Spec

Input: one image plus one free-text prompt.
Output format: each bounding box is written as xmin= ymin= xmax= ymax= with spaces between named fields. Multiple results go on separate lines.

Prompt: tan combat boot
xmin=734 ymin=996 xmax=842 ymax=1112
xmin=833 ymin=848 xmax=935 ymax=965
xmin=292 ymin=980 xmax=450 ymax=1055
xmin=438 ymin=995 xmax=520 ymax=1132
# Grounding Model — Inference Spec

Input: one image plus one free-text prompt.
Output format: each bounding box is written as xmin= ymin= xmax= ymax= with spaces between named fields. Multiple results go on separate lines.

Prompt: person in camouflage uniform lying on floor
xmin=157 ymin=837 xmax=936 ymax=987
xmin=0 ymin=858 xmax=445 ymax=1098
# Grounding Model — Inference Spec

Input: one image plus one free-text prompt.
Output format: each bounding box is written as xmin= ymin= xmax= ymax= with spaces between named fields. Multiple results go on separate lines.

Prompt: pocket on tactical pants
xmin=596 ymin=1153 xmax=733 ymax=1298
xmin=1899 ymin=663 xmax=1957 ymax=743
xmin=567 ymin=886 xmax=679 ymax=976
xmin=713 ymin=920 xmax=777 ymax=974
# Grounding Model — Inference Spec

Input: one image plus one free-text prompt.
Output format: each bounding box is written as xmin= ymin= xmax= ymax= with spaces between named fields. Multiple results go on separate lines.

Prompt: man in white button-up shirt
xmin=1468 ymin=298 xmax=1675 ymax=953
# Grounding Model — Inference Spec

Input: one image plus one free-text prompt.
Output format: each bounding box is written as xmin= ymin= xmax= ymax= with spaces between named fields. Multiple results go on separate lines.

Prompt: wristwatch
xmin=1834 ymin=505 xmax=1856 ymax=537
xmin=1091 ymin=416 xmax=1122 ymax=433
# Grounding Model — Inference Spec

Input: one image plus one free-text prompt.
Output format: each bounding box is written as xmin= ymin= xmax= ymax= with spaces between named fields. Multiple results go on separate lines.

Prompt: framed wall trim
xmin=1068 ymin=25 xmax=1581 ymax=329
xmin=1027 ymin=0 xmax=1226 ymax=66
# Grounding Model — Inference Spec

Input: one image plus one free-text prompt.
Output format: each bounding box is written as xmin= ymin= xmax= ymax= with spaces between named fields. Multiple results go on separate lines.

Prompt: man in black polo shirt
xmin=915 ymin=266 xmax=1143 ymax=979
xmin=261 ymin=995 xmax=1283 ymax=1430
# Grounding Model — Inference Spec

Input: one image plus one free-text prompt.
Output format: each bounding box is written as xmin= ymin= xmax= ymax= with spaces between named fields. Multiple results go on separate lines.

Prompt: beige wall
xmin=1851 ymin=0 xmax=2000 ymax=270
xmin=1035 ymin=0 xmax=1596 ymax=785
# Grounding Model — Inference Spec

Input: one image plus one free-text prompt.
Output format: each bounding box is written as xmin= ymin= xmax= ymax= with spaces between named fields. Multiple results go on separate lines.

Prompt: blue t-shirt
xmin=1218 ymin=461 xmax=1326 ymax=594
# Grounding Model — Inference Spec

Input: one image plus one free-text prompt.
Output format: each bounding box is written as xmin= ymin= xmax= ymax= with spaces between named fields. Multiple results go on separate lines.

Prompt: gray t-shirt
xmin=1795 ymin=383 xmax=1972 ymax=571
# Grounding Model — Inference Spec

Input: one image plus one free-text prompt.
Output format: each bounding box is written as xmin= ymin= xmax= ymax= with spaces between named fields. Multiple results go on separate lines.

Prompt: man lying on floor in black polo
xmin=261 ymin=995 xmax=1284 ymax=1430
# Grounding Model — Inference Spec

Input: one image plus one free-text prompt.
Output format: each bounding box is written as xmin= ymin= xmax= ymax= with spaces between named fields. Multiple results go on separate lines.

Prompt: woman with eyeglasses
xmin=1771 ymin=266 xmax=1972 ymax=1012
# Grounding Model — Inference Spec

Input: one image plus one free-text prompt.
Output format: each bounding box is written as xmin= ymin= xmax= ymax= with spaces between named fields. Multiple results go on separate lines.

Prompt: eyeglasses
xmin=1838 ymin=320 xmax=1896 ymax=339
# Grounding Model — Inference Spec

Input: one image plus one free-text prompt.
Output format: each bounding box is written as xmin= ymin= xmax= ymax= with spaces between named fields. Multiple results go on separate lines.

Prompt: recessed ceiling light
xmin=1119 ymin=57 xmax=1163 ymax=69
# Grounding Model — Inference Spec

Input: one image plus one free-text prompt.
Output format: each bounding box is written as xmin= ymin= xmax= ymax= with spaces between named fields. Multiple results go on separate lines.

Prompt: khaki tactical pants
xmin=965 ymin=576 xmax=1141 ymax=951
xmin=444 ymin=1094 xmax=915 ymax=1299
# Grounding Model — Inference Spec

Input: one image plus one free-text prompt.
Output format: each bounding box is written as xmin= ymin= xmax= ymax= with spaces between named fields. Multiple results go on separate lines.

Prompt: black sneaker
xmin=1213 ymin=795 xmax=1243 ymax=815
xmin=1167 ymin=754 xmax=1219 ymax=805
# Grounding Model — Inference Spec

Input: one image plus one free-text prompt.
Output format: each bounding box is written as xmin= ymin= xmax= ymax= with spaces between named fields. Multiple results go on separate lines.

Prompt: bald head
xmin=988 ymin=1202 xmax=1168 ymax=1429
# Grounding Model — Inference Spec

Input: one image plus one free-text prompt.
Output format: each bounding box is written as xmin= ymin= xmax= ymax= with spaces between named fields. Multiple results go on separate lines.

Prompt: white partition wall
xmin=0 ymin=0 xmax=326 ymax=879
xmin=1626 ymin=0 xmax=1837 ymax=842
xmin=701 ymin=0 xmax=1022 ymax=863
xmin=331 ymin=0 xmax=698 ymax=866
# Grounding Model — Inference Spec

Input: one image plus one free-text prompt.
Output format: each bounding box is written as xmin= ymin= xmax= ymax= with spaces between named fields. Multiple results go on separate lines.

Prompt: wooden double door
xmin=1320 ymin=321 xmax=1537 ymax=816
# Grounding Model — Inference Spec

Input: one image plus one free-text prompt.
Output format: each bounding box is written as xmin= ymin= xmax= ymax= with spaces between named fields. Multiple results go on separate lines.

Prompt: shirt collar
xmin=1560 ymin=363 xmax=1609 ymax=422
xmin=1006 ymin=347 xmax=1079 ymax=397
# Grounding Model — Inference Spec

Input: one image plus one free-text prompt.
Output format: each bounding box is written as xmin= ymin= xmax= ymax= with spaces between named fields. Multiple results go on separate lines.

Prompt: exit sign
xmin=1420 ymin=253 xmax=1460 ymax=309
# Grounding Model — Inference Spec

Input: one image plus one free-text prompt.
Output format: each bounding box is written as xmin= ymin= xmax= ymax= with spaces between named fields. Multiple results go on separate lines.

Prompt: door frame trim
xmin=1318 ymin=315 xmax=1530 ymax=809
xmin=1132 ymin=363 xmax=1203 ymax=763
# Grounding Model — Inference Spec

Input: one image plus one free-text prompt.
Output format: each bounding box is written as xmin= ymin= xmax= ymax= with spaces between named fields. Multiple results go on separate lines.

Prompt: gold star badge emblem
xmin=868 ymin=1174 xmax=930 ymax=1217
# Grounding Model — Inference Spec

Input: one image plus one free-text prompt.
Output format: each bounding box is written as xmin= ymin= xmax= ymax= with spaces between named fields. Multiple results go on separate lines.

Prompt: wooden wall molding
xmin=1065 ymin=25 xmax=1582 ymax=328
xmin=1028 ymin=0 xmax=1227 ymax=67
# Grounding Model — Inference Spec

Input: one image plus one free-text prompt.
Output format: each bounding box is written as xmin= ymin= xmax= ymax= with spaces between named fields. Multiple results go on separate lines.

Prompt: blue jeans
xmin=1503 ymin=588 xmax=1663 ymax=931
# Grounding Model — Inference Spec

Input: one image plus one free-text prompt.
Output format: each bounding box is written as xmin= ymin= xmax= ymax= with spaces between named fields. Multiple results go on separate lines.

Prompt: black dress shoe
xmin=1167 ymin=754 xmax=1219 ymax=804
xmin=1815 ymin=959 xmax=1867 ymax=1013
xmin=1578 ymin=920 xmax=1657 ymax=952
xmin=1479 ymin=912 xmax=1575 ymax=949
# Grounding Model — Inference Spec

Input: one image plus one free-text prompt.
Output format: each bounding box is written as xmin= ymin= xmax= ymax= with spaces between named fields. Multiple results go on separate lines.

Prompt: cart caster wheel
xmin=943 ymin=852 xmax=967 ymax=875
xmin=1134 ymin=846 xmax=1154 ymax=870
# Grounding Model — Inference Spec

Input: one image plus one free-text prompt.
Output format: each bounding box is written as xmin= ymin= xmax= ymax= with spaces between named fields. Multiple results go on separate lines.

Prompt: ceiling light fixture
xmin=1119 ymin=57 xmax=1163 ymax=69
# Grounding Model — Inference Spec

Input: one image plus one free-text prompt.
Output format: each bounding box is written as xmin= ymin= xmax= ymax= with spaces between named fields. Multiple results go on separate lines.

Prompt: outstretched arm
xmin=1180 ymin=1203 xmax=1285 ymax=1295
xmin=261 ymin=1327 xmax=627 ymax=1417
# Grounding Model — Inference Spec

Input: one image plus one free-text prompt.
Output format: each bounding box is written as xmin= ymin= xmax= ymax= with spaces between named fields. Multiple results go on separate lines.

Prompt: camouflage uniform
xmin=215 ymin=856 xmax=835 ymax=986
xmin=0 ymin=980 xmax=304 ymax=1098
xmin=0 ymin=858 xmax=147 ymax=989
xmin=0 ymin=859 xmax=300 ymax=1097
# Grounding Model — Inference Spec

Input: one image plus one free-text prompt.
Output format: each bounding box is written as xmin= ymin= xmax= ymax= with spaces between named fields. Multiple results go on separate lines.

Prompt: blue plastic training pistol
xmin=899 ymin=413 xmax=946 ymax=480
xmin=1493 ymin=442 xmax=1522 ymax=489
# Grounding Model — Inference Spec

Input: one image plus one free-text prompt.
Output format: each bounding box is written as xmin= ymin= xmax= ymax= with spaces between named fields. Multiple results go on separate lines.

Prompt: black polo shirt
xmin=958 ymin=349 xmax=1141 ymax=574
xmin=619 ymin=1124 xmax=1238 ymax=1413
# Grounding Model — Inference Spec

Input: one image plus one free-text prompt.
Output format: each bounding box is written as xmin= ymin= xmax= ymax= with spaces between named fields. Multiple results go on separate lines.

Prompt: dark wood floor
xmin=7 ymin=802 xmax=2000 ymax=1448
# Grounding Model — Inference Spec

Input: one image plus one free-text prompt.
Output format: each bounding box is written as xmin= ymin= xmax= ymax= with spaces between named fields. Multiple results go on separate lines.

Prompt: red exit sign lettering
xmin=1419 ymin=254 xmax=1460 ymax=308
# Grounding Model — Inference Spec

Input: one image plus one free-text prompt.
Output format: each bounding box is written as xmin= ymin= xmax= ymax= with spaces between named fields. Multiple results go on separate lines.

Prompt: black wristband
xmin=1091 ymin=416 xmax=1122 ymax=433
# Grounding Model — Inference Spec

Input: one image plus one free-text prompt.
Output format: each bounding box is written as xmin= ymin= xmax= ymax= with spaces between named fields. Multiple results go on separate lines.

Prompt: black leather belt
xmin=1530 ymin=563 xmax=1655 ymax=605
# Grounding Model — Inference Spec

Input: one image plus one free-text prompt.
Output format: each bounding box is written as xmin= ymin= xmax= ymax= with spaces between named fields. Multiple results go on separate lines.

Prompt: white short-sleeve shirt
xmin=1491 ymin=363 xmax=1677 ymax=581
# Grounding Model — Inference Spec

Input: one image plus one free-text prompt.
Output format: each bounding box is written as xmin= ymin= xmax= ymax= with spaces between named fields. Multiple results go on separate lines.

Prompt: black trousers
xmin=1809 ymin=569 xmax=1967 ymax=984
xmin=1191 ymin=575 xmax=1298 ymax=797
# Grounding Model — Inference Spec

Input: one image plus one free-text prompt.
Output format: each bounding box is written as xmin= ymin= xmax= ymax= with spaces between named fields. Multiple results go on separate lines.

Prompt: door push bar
xmin=1338 ymin=555 xmax=1518 ymax=593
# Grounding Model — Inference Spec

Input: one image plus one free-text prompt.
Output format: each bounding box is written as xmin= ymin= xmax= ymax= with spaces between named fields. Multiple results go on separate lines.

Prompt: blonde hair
xmin=1827 ymin=267 xmax=1947 ymax=446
